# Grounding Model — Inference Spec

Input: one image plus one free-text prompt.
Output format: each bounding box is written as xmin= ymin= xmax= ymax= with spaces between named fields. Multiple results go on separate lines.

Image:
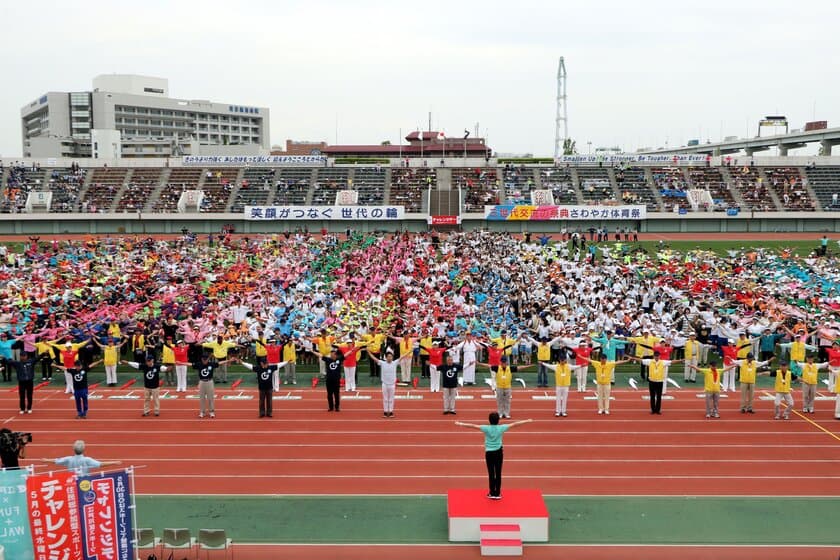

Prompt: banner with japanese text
xmin=428 ymin=215 xmax=460 ymax=225
xmin=484 ymin=204 xmax=646 ymax=221
xmin=77 ymin=471 xmax=134 ymax=560
xmin=0 ymin=469 xmax=33 ymax=560
xmin=245 ymin=205 xmax=406 ymax=220
xmin=27 ymin=472 xmax=83 ymax=560
xmin=183 ymin=155 xmax=326 ymax=165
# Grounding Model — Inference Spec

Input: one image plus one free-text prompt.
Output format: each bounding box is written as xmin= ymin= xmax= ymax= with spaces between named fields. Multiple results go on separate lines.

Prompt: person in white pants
xmin=541 ymin=357 xmax=572 ymax=417
xmin=453 ymin=334 xmax=480 ymax=385
xmin=372 ymin=349 xmax=411 ymax=417
xmin=834 ymin=373 xmax=840 ymax=419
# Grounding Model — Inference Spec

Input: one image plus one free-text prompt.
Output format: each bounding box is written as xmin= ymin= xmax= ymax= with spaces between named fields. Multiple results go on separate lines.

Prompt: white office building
xmin=20 ymin=75 xmax=270 ymax=158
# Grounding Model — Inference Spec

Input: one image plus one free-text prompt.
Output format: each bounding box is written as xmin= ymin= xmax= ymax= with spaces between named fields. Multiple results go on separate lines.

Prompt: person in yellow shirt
xmin=484 ymin=356 xmax=534 ymax=419
xmin=773 ymin=362 xmax=794 ymax=420
xmin=527 ymin=335 xmax=563 ymax=388
xmin=363 ymin=331 xmax=386 ymax=378
xmin=312 ymin=329 xmax=335 ymax=378
xmin=687 ymin=360 xmax=736 ymax=418
xmin=632 ymin=352 xmax=682 ymax=415
xmin=491 ymin=330 xmax=518 ymax=358
xmin=35 ymin=339 xmax=56 ymax=380
xmin=91 ymin=336 xmax=128 ymax=386
xmin=201 ymin=335 xmax=240 ymax=382
xmin=419 ymin=330 xmax=433 ymax=379
xmin=627 ymin=329 xmax=661 ymax=381
xmin=388 ymin=333 xmax=415 ymax=383
xmin=281 ymin=336 xmax=299 ymax=385
xmin=683 ymin=333 xmax=712 ymax=383
xmin=541 ymin=355 xmax=572 ymax=417
xmin=794 ymin=355 xmax=828 ymax=414
xmin=731 ymin=353 xmax=774 ymax=414
xmin=834 ymin=368 xmax=840 ymax=420
xmin=587 ymin=355 xmax=632 ymax=415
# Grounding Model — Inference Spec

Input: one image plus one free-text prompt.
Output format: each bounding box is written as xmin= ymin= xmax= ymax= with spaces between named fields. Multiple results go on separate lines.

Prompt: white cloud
xmin=1 ymin=0 xmax=838 ymax=157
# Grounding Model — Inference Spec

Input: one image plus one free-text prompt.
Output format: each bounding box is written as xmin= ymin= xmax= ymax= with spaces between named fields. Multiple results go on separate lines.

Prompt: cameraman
xmin=0 ymin=428 xmax=27 ymax=469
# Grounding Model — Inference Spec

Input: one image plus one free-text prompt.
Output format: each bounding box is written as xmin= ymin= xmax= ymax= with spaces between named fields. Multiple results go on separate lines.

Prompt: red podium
xmin=447 ymin=489 xmax=549 ymax=542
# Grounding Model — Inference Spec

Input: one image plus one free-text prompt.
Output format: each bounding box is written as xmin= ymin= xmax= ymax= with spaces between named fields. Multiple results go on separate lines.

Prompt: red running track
xmin=3 ymin=385 xmax=839 ymax=496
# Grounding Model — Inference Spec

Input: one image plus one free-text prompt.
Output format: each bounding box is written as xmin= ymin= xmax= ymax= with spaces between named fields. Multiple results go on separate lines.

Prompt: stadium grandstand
xmin=3 ymin=150 xmax=840 ymax=237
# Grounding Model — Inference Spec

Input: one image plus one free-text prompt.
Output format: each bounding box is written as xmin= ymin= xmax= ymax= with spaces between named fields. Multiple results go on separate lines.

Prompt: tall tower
xmin=554 ymin=57 xmax=568 ymax=159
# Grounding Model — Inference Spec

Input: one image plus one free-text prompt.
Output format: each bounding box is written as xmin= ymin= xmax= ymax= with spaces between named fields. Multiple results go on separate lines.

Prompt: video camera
xmin=14 ymin=432 xmax=33 ymax=445
xmin=0 ymin=431 xmax=32 ymax=448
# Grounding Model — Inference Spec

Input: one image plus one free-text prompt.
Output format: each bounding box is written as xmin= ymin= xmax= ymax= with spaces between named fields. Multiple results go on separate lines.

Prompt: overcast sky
xmin=2 ymin=0 xmax=838 ymax=157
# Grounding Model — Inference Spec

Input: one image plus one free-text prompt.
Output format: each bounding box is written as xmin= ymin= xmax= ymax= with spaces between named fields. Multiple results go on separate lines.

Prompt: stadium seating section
xmin=2 ymin=162 xmax=837 ymax=214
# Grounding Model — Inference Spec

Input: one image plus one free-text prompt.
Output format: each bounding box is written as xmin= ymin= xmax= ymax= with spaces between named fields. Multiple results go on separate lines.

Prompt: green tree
xmin=562 ymin=138 xmax=577 ymax=155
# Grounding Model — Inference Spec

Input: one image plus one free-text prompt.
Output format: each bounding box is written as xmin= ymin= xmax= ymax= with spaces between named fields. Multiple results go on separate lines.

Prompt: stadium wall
xmin=1 ymin=212 xmax=839 ymax=235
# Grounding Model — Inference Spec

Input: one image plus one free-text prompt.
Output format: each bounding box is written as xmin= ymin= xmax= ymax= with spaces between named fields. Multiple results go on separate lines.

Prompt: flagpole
xmin=128 ymin=466 xmax=139 ymax=550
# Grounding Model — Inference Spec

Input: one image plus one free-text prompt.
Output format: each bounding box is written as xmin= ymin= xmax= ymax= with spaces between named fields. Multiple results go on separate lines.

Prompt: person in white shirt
xmin=372 ymin=349 xmax=412 ymax=418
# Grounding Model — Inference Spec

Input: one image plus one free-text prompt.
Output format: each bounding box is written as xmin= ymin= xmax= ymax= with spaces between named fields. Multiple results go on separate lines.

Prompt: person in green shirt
xmin=456 ymin=413 xmax=533 ymax=499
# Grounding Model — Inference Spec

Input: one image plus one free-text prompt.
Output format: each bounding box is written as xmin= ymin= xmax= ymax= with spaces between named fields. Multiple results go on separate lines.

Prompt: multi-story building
xmin=20 ymin=75 xmax=270 ymax=159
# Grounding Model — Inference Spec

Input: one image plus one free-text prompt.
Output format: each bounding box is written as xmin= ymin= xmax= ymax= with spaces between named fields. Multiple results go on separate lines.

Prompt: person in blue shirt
xmin=43 ymin=440 xmax=121 ymax=476
xmin=456 ymin=413 xmax=533 ymax=499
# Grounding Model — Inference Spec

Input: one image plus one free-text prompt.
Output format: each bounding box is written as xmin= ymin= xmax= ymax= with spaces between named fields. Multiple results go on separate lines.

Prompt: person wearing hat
xmin=719 ymin=340 xmax=740 ymax=392
xmin=241 ymin=355 xmax=287 ymax=418
xmin=48 ymin=338 xmax=92 ymax=394
xmin=312 ymin=344 xmax=359 ymax=412
xmin=201 ymin=335 xmax=240 ymax=383
xmin=371 ymin=347 xmax=413 ymax=417
xmin=630 ymin=352 xmax=683 ymax=415
xmin=91 ymin=335 xmax=128 ymax=387
xmin=540 ymin=355 xmax=573 ymax=417
xmin=794 ymin=355 xmax=829 ymax=414
xmin=479 ymin=355 xmax=535 ymax=419
xmin=337 ymin=334 xmax=363 ymax=392
xmin=419 ymin=340 xmax=456 ymax=393
xmin=778 ymin=335 xmax=817 ymax=383
xmin=525 ymin=334 xmax=564 ymax=388
xmin=686 ymin=359 xmax=736 ymax=418
xmin=772 ymin=361 xmax=794 ymax=420
xmin=165 ymin=339 xmax=191 ymax=392
xmin=176 ymin=352 xmax=237 ymax=418
xmin=450 ymin=331 xmax=480 ymax=386
xmin=627 ymin=329 xmax=661 ymax=382
xmin=562 ymin=338 xmax=594 ymax=393
xmin=590 ymin=330 xmax=628 ymax=385
xmin=122 ymin=355 xmax=169 ymax=417
xmin=440 ymin=352 xmax=472 ymax=415
xmin=730 ymin=353 xmax=774 ymax=413
xmin=683 ymin=333 xmax=710 ymax=383
xmin=586 ymin=354 xmax=632 ymax=415
xmin=159 ymin=335 xmax=177 ymax=386
xmin=758 ymin=328 xmax=784 ymax=366
xmin=311 ymin=329 xmax=336 ymax=379
xmin=255 ymin=337 xmax=283 ymax=391
xmin=825 ymin=341 xmax=840 ymax=398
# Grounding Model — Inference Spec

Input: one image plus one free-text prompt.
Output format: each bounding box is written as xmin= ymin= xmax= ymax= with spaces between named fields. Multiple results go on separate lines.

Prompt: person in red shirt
xmin=479 ymin=339 xmax=517 ymax=372
xmin=720 ymin=340 xmax=739 ymax=392
xmin=49 ymin=339 xmax=91 ymax=395
xmin=256 ymin=338 xmax=283 ymax=391
xmin=568 ymin=341 xmax=594 ymax=392
xmin=337 ymin=336 xmax=361 ymax=392
xmin=170 ymin=340 xmax=190 ymax=392
xmin=826 ymin=341 xmax=840 ymax=394
xmin=419 ymin=341 xmax=454 ymax=392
